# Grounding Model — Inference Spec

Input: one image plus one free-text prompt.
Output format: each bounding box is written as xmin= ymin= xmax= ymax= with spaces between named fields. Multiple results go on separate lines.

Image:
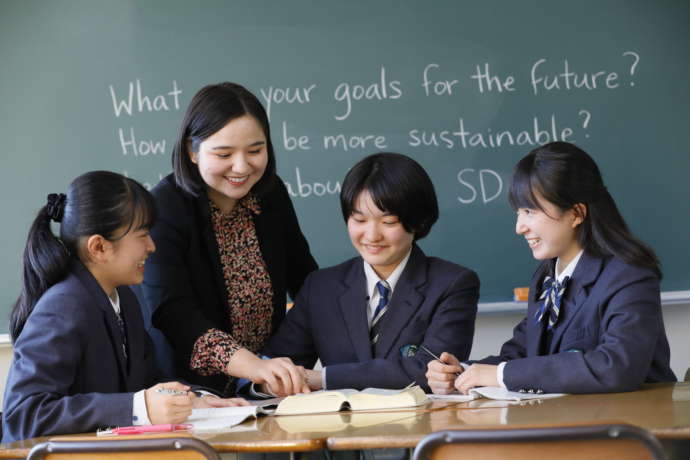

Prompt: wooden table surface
xmin=1 ymin=382 xmax=688 ymax=457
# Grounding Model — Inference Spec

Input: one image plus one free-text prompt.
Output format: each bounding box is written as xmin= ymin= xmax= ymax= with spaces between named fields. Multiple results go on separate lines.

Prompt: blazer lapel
xmin=196 ymin=195 xmax=229 ymax=312
xmin=374 ymin=245 xmax=426 ymax=358
xmin=525 ymin=261 xmax=551 ymax=357
xmin=548 ymin=251 xmax=602 ymax=353
xmin=337 ymin=260 xmax=373 ymax=362
xmin=72 ymin=261 xmax=128 ymax=380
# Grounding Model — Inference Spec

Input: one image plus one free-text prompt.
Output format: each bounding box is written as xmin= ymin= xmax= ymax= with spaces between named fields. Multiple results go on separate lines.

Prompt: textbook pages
xmin=188 ymin=386 xmax=428 ymax=431
xmin=274 ymin=385 xmax=428 ymax=415
xmin=427 ymin=386 xmax=566 ymax=402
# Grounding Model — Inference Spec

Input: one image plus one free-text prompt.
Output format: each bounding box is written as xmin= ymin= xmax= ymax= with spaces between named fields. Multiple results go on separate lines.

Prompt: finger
xmin=284 ymin=362 xmax=306 ymax=395
xmin=162 ymin=381 xmax=191 ymax=391
xmin=439 ymin=352 xmax=460 ymax=367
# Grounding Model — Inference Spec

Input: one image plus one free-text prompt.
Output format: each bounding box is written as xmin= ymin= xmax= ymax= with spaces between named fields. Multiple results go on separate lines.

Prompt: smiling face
xmin=515 ymin=192 xmax=584 ymax=268
xmin=108 ymin=227 xmax=156 ymax=287
xmin=190 ymin=115 xmax=268 ymax=213
xmin=347 ymin=190 xmax=414 ymax=280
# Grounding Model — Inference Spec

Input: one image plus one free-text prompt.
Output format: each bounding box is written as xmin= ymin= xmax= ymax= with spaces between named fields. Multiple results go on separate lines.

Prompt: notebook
xmin=427 ymin=386 xmax=566 ymax=402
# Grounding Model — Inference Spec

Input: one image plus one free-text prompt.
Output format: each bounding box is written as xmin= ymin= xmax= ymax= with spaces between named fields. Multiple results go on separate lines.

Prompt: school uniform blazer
xmin=475 ymin=251 xmax=676 ymax=393
xmin=262 ymin=244 xmax=479 ymax=391
xmin=142 ymin=174 xmax=317 ymax=394
xmin=2 ymin=261 xmax=160 ymax=442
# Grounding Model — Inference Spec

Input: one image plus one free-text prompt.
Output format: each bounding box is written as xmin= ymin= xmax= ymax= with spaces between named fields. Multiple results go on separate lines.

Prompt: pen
xmin=155 ymin=388 xmax=189 ymax=396
xmin=97 ymin=424 xmax=193 ymax=436
xmin=419 ymin=345 xmax=462 ymax=376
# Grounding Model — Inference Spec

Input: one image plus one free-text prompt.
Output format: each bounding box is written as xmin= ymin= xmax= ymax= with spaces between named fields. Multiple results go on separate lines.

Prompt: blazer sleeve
xmin=274 ymin=180 xmax=318 ymax=299
xmin=2 ymin=297 xmax=133 ymax=441
xmin=502 ymin=266 xmax=664 ymax=393
xmin=326 ymin=269 xmax=479 ymax=391
xmin=261 ymin=272 xmax=320 ymax=369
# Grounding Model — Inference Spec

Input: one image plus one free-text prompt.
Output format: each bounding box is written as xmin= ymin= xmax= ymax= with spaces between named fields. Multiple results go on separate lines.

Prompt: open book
xmin=427 ymin=386 xmax=566 ymax=402
xmin=188 ymin=386 xmax=428 ymax=431
xmin=273 ymin=385 xmax=428 ymax=415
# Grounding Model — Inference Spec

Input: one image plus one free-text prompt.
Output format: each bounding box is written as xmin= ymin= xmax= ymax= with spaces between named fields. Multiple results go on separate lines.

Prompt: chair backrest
xmin=684 ymin=367 xmax=689 ymax=382
xmin=26 ymin=434 xmax=220 ymax=460
xmin=412 ymin=424 xmax=667 ymax=460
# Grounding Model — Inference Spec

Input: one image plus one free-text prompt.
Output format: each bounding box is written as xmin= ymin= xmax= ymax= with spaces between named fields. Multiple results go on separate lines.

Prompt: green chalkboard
xmin=1 ymin=0 xmax=689 ymax=333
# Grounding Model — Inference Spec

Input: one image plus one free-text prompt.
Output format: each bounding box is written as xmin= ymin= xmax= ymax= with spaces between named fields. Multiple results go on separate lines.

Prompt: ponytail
xmin=10 ymin=172 xmax=157 ymax=342
xmin=11 ymin=197 xmax=71 ymax=341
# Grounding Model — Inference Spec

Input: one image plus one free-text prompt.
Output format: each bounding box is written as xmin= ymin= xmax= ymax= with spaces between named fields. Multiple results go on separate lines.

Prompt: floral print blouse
xmin=189 ymin=195 xmax=274 ymax=376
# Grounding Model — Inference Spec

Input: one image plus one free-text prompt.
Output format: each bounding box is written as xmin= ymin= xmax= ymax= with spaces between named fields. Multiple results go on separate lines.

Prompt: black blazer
xmin=2 ymin=261 xmax=160 ymax=442
xmin=476 ymin=251 xmax=676 ymax=393
xmin=263 ymin=245 xmax=479 ymax=391
xmin=142 ymin=174 xmax=317 ymax=394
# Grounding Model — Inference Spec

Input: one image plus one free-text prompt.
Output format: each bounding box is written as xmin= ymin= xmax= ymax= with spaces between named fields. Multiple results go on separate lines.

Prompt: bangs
xmin=110 ymin=181 xmax=157 ymax=240
xmin=508 ymin=156 xmax=547 ymax=213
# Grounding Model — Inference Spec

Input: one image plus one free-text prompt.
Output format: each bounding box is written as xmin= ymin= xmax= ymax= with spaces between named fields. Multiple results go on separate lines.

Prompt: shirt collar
xmin=362 ymin=248 xmax=412 ymax=298
xmin=107 ymin=289 xmax=121 ymax=315
xmin=555 ymin=249 xmax=584 ymax=282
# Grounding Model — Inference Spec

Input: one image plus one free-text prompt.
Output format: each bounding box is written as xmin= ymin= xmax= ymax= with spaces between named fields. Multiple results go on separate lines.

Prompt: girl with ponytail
xmin=3 ymin=171 xmax=245 ymax=442
xmin=426 ymin=142 xmax=676 ymax=395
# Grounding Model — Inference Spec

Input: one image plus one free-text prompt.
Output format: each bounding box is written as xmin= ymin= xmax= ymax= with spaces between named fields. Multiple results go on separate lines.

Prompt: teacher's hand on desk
xmin=426 ymin=352 xmax=464 ymax=394
xmin=227 ymin=348 xmax=310 ymax=396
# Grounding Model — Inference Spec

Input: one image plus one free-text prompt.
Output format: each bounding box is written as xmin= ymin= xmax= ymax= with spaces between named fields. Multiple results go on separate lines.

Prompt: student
xmin=261 ymin=153 xmax=479 ymax=391
xmin=426 ymin=142 xmax=676 ymax=395
xmin=141 ymin=82 xmax=317 ymax=397
xmin=2 ymin=171 xmax=246 ymax=442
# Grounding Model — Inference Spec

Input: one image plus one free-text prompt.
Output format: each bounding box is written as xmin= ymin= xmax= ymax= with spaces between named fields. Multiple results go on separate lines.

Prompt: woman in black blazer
xmin=142 ymin=83 xmax=318 ymax=396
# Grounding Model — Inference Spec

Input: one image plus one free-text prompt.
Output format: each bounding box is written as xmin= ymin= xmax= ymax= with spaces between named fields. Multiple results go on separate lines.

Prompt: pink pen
xmin=98 ymin=424 xmax=193 ymax=436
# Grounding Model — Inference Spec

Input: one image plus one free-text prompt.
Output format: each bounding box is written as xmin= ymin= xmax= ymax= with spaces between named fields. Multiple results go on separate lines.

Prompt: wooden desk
xmin=1 ymin=382 xmax=688 ymax=457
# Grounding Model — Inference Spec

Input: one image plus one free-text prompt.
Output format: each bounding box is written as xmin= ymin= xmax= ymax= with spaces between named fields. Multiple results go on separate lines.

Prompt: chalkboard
xmin=1 ymin=0 xmax=689 ymax=333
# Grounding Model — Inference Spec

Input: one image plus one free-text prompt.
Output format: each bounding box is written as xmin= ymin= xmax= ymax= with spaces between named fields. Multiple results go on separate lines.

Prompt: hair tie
xmin=46 ymin=193 xmax=67 ymax=222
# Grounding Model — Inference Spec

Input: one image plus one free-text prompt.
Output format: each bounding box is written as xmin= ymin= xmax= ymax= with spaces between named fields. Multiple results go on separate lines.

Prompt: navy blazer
xmin=141 ymin=174 xmax=317 ymax=394
xmin=2 ymin=261 xmax=160 ymax=442
xmin=263 ymin=245 xmax=479 ymax=391
xmin=476 ymin=251 xmax=676 ymax=393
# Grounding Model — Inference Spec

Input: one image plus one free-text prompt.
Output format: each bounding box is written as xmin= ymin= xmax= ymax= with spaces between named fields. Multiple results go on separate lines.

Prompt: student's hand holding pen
xmin=424 ymin=350 xmax=464 ymax=395
xmin=145 ymin=382 xmax=193 ymax=424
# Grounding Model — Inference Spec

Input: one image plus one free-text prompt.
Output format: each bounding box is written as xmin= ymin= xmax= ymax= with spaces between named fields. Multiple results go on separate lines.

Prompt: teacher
xmin=142 ymin=82 xmax=318 ymax=396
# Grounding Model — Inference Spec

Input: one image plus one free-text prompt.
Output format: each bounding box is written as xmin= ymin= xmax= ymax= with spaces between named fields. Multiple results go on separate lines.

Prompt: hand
xmin=191 ymin=393 xmax=250 ymax=409
xmin=144 ymin=382 xmax=193 ymax=424
xmin=304 ymin=369 xmax=323 ymax=391
xmin=251 ymin=357 xmax=310 ymax=397
xmin=426 ymin=352 xmax=464 ymax=395
xmin=227 ymin=349 xmax=310 ymax=396
xmin=454 ymin=364 xmax=499 ymax=394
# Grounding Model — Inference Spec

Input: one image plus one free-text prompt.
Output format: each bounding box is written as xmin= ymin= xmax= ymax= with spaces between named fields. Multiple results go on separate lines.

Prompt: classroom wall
xmin=0 ymin=305 xmax=687 ymax=405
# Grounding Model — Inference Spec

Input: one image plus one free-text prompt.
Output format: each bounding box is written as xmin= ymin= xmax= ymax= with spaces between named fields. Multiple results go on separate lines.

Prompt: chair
xmin=26 ymin=434 xmax=220 ymax=460
xmin=684 ymin=367 xmax=689 ymax=382
xmin=411 ymin=423 xmax=666 ymax=460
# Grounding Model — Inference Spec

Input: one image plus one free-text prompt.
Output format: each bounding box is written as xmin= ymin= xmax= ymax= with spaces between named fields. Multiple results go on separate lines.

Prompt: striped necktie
xmin=535 ymin=275 xmax=570 ymax=330
xmin=370 ymin=280 xmax=391 ymax=346
xmin=115 ymin=312 xmax=128 ymax=361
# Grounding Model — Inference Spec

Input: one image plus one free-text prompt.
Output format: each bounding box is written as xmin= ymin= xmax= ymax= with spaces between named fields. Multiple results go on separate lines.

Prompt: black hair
xmin=171 ymin=82 xmax=276 ymax=197
xmin=10 ymin=171 xmax=156 ymax=341
xmin=340 ymin=152 xmax=439 ymax=240
xmin=508 ymin=141 xmax=661 ymax=277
